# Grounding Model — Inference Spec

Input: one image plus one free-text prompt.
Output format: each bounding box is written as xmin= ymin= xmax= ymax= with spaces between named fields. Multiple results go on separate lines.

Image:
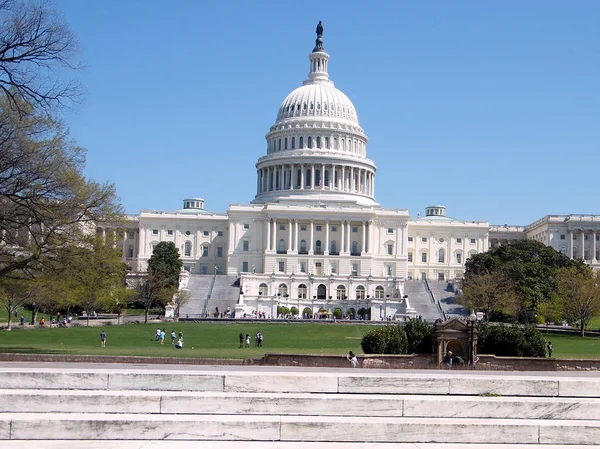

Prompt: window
xmin=203 ymin=231 xmax=209 ymax=237
xmin=330 ymin=240 xmax=337 ymax=254
xmin=387 ymin=228 xmax=393 ymax=234
xmin=300 ymin=261 xmax=306 ymax=273
xmin=438 ymin=248 xmax=445 ymax=263
xmin=351 ymin=241 xmax=358 ymax=254
xmin=351 ymin=262 xmax=359 ymax=275
xmin=243 ymin=224 xmax=250 ymax=230
xmin=127 ymin=231 xmax=135 ymax=239
xmin=421 ymin=252 xmax=427 ymax=263
xmin=278 ymin=283 xmax=288 ymax=297
xmin=308 ymin=136 xmax=312 ymax=148
xmin=355 ymin=285 xmax=365 ymax=299
xmin=337 ymin=285 xmax=346 ymax=300
xmin=300 ymin=240 xmax=307 ymax=254
xmin=202 ymin=246 xmax=208 ymax=257
xmin=316 ymin=225 xmax=322 ymax=231
xmin=184 ymin=241 xmax=192 ymax=257
xmin=239 ymin=261 xmax=247 ymax=272
xmin=408 ymin=252 xmax=413 ymax=262
xmin=218 ymin=231 xmax=223 ymax=237
xmin=300 ymin=225 xmax=307 ymax=231
xmin=560 ymin=234 xmax=565 ymax=240
xmin=186 ymin=230 xmax=191 ymax=236
xmin=200 ymin=265 xmax=208 ymax=274
xmin=456 ymin=252 xmax=462 ymax=264
xmin=217 ymin=247 xmax=223 ymax=258
xmin=243 ymin=240 xmax=249 ymax=252
xmin=375 ymin=286 xmax=384 ymax=299
xmin=291 ymin=137 xmax=295 ymax=149
xmin=315 ymin=239 xmax=322 ymax=254
xmin=573 ymin=235 xmax=577 ymax=240
xmin=127 ymin=246 xmax=134 ymax=258
xmin=152 ymin=229 xmax=158 ymax=235
xmin=278 ymin=239 xmax=285 ymax=253
xmin=456 ymin=238 xmax=462 ymax=244
xmin=470 ymin=238 xmax=476 ymax=244
xmin=299 ymin=136 xmax=303 ymax=147
xmin=387 ymin=243 xmax=393 ymax=255
xmin=331 ymin=263 xmax=337 ymax=274
xmin=352 ymin=226 xmax=358 ymax=233
xmin=438 ymin=272 xmax=445 ymax=281
xmin=167 ymin=230 xmax=173 ymax=236
xmin=331 ymin=226 xmax=337 ymax=232
xmin=408 ymin=236 xmax=413 ymax=242
xmin=421 ymin=237 xmax=427 ymax=243
xmin=298 ymin=284 xmax=307 ymax=299
xmin=585 ymin=235 xmax=589 ymax=240
xmin=259 ymin=283 xmax=268 ymax=296
xmin=386 ymin=264 xmax=393 ymax=276
xmin=278 ymin=261 xmax=285 ymax=272
xmin=279 ymin=224 xmax=285 ymax=231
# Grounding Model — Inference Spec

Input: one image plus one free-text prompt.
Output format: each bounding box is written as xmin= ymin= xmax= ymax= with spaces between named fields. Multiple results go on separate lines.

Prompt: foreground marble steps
xmin=2 ymin=390 xmax=600 ymax=420
xmin=2 ymin=443 xmax=598 ymax=449
xmin=1 ymin=414 xmax=600 ymax=444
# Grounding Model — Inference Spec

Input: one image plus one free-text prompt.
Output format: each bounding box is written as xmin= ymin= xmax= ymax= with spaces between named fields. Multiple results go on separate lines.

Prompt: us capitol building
xmin=107 ymin=25 xmax=599 ymax=319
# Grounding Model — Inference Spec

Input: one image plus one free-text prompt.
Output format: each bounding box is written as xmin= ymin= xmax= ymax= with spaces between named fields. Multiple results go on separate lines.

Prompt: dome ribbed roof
xmin=276 ymin=81 xmax=359 ymax=125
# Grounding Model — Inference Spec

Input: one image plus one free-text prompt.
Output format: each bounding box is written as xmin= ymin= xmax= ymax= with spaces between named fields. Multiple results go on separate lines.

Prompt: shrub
xmin=404 ymin=317 xmax=433 ymax=353
xmin=333 ymin=307 xmax=342 ymax=319
xmin=302 ymin=307 xmax=312 ymax=317
xmin=476 ymin=322 xmax=546 ymax=357
xmin=361 ymin=325 xmax=408 ymax=354
xmin=277 ymin=305 xmax=290 ymax=316
xmin=290 ymin=306 xmax=299 ymax=316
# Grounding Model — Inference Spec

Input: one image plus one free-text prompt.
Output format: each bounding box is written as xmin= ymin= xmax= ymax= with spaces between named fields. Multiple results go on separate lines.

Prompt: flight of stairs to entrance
xmin=1 ymin=367 xmax=600 ymax=445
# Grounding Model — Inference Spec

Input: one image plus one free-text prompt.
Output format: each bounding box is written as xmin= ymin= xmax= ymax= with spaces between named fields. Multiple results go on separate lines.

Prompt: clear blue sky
xmin=57 ymin=1 xmax=599 ymax=225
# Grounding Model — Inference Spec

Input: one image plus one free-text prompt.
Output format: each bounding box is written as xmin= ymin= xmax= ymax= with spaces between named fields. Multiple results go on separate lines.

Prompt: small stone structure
xmin=432 ymin=317 xmax=478 ymax=366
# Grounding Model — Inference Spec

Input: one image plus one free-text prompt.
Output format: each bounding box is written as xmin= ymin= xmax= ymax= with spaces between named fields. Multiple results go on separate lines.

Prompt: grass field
xmin=0 ymin=321 xmax=598 ymax=360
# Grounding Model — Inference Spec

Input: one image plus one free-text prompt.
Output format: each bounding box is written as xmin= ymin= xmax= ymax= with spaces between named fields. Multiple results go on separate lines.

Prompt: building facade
xmin=110 ymin=27 xmax=599 ymax=319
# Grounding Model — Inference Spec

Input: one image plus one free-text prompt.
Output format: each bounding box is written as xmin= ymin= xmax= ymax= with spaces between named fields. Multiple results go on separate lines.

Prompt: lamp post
xmin=468 ymin=309 xmax=477 ymax=367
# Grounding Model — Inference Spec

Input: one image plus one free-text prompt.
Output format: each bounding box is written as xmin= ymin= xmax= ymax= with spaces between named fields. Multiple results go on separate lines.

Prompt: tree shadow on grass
xmin=0 ymin=347 xmax=66 ymax=354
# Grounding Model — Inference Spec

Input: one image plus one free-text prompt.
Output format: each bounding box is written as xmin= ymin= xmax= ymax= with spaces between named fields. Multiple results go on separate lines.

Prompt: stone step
xmin=1 ymin=442 xmax=598 ymax=449
xmin=1 ymin=414 xmax=600 ymax=444
xmin=1 ymin=369 xmax=599 ymax=397
xmin=2 ymin=390 xmax=600 ymax=420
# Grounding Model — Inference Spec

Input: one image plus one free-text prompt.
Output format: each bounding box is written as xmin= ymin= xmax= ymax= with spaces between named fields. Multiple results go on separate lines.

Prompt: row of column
xmin=569 ymin=230 xmax=598 ymax=261
xmin=257 ymin=164 xmax=374 ymax=197
xmin=268 ymin=135 xmax=365 ymax=155
xmin=265 ymin=219 xmax=373 ymax=255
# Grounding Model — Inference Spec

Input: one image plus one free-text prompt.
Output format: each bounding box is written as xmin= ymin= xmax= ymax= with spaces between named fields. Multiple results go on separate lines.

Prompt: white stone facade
xmin=109 ymin=28 xmax=598 ymax=318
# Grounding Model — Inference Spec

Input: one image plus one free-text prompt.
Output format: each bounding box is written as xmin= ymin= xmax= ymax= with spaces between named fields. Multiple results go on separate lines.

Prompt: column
xmin=311 ymin=164 xmax=315 ymax=189
xmin=321 ymin=163 xmax=325 ymax=188
xmin=325 ymin=220 xmax=330 ymax=255
xmin=361 ymin=221 xmax=366 ymax=254
xmin=341 ymin=166 xmax=346 ymax=191
xmin=271 ymin=219 xmax=277 ymax=251
xmin=367 ymin=220 xmax=373 ymax=253
xmin=341 ymin=220 xmax=346 ymax=253
xmin=581 ymin=230 xmax=586 ymax=260
xmin=593 ymin=231 xmax=597 ymax=261
xmin=290 ymin=164 xmax=294 ymax=190
xmin=287 ymin=220 xmax=292 ymax=252
xmin=295 ymin=219 xmax=299 ymax=252
xmin=395 ymin=224 xmax=401 ymax=256
xmin=309 ymin=220 xmax=314 ymax=255
xmin=569 ymin=231 xmax=574 ymax=258
xmin=266 ymin=219 xmax=271 ymax=251
xmin=300 ymin=164 xmax=305 ymax=190
xmin=256 ymin=170 xmax=260 ymax=194
xmin=346 ymin=221 xmax=351 ymax=254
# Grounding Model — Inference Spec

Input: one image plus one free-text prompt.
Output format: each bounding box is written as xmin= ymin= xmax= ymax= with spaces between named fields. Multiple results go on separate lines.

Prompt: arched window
xmin=325 ymin=136 xmax=329 ymax=148
xmin=278 ymin=239 xmax=285 ymax=253
xmin=315 ymin=169 xmax=321 ymax=187
xmin=324 ymin=169 xmax=329 ymax=187
xmin=333 ymin=138 xmax=337 ymax=149
xmin=278 ymin=139 xmax=281 ymax=151
xmin=305 ymin=168 xmax=311 ymax=187
xmin=315 ymin=239 xmax=322 ymax=254
xmin=259 ymin=283 xmax=268 ymax=296
xmin=340 ymin=138 xmax=345 ymax=151
xmin=284 ymin=137 xmax=288 ymax=149
xmin=291 ymin=137 xmax=295 ymax=149
xmin=455 ymin=251 xmax=463 ymax=265
xmin=337 ymin=285 xmax=346 ymax=300
xmin=438 ymin=248 xmax=445 ymax=263
xmin=300 ymin=239 xmax=307 ymax=254
xmin=298 ymin=284 xmax=307 ymax=299
xmin=330 ymin=240 xmax=337 ymax=254
xmin=299 ymin=136 xmax=303 ymax=148
xmin=201 ymin=245 xmax=208 ymax=257
xmin=351 ymin=241 xmax=358 ymax=255
xmin=356 ymin=285 xmax=366 ymax=299
xmin=184 ymin=241 xmax=192 ymax=257
xmin=375 ymin=286 xmax=385 ymax=299
xmin=316 ymin=136 xmax=321 ymax=148
xmin=308 ymin=136 xmax=312 ymax=148
xmin=278 ymin=283 xmax=288 ymax=298
xmin=296 ymin=169 xmax=302 ymax=187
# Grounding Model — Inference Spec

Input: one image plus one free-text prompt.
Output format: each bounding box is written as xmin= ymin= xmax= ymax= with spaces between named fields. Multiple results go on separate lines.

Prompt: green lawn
xmin=542 ymin=334 xmax=600 ymax=359
xmin=0 ymin=322 xmax=369 ymax=359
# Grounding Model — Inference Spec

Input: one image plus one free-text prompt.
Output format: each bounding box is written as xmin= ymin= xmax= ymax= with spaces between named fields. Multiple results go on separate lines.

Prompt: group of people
xmin=239 ymin=331 xmax=264 ymax=348
xmin=442 ymin=351 xmax=479 ymax=369
xmin=155 ymin=328 xmax=184 ymax=349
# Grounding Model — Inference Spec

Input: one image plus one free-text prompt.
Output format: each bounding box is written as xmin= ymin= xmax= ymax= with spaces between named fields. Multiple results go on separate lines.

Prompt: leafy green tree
xmin=459 ymin=272 xmax=520 ymax=322
xmin=0 ymin=277 xmax=35 ymax=330
xmin=555 ymin=268 xmax=600 ymax=336
xmin=463 ymin=240 xmax=583 ymax=319
xmin=332 ymin=307 xmax=342 ymax=319
xmin=476 ymin=322 xmax=546 ymax=357
xmin=404 ymin=317 xmax=433 ymax=353
xmin=147 ymin=242 xmax=182 ymax=289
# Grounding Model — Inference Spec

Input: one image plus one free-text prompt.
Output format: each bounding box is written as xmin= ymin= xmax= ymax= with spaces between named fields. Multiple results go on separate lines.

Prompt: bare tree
xmin=173 ymin=289 xmax=191 ymax=319
xmin=0 ymin=0 xmax=81 ymax=114
xmin=556 ymin=268 xmax=600 ymax=336
xmin=459 ymin=272 xmax=520 ymax=322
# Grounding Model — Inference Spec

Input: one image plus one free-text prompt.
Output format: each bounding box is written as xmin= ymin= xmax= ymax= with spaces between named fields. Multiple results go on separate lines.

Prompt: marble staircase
xmin=1 ymin=367 xmax=600 ymax=445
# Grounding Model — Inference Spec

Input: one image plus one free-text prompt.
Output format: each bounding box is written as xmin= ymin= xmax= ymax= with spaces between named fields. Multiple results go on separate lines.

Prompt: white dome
xmin=276 ymin=81 xmax=359 ymax=125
